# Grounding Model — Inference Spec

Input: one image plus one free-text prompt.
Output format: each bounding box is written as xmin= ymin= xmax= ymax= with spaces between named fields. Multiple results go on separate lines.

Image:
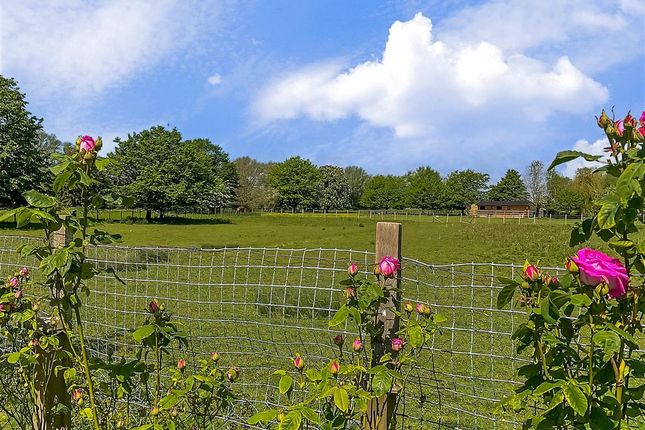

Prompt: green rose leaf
xmin=497 ymin=284 xmax=516 ymax=310
xmin=248 ymin=409 xmax=279 ymax=425
xmin=132 ymin=325 xmax=156 ymax=342
xmin=563 ymin=382 xmax=587 ymax=416
xmin=279 ymin=411 xmax=302 ymax=430
xmin=548 ymin=150 xmax=601 ymax=171
xmin=329 ymin=306 xmax=350 ymax=327
xmin=371 ymin=368 xmax=393 ymax=397
xmin=333 ymin=387 xmax=349 ymax=413
xmin=407 ymin=324 xmax=424 ymax=348
xmin=592 ymin=330 xmax=621 ymax=362
xmin=278 ymin=374 xmax=293 ymax=395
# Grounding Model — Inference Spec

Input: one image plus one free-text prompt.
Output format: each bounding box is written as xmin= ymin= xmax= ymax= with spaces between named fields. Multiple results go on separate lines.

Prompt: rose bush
xmin=497 ymin=110 xmax=644 ymax=429
xmin=250 ymin=257 xmax=444 ymax=429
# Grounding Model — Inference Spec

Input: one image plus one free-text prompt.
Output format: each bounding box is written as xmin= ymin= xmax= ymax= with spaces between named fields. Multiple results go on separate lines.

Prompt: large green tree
xmin=0 ymin=75 xmax=47 ymax=206
xmin=343 ymin=166 xmax=369 ymax=208
xmin=269 ymin=156 xmax=321 ymax=209
xmin=319 ymin=165 xmax=351 ymax=210
xmin=107 ymin=126 xmax=232 ymax=219
xmin=403 ymin=166 xmax=445 ymax=209
xmin=545 ymin=171 xmax=584 ymax=215
xmin=444 ymin=169 xmax=489 ymax=210
xmin=487 ymin=169 xmax=528 ymax=201
xmin=234 ymin=157 xmax=276 ymax=210
xmin=360 ymin=175 xmax=405 ymax=209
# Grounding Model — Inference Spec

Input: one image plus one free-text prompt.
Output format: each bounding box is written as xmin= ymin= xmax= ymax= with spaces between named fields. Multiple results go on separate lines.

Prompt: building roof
xmin=477 ymin=200 xmax=533 ymax=206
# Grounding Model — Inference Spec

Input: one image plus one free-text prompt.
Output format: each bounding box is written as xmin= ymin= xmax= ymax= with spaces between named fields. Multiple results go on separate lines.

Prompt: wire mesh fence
xmin=0 ymin=234 xmax=640 ymax=429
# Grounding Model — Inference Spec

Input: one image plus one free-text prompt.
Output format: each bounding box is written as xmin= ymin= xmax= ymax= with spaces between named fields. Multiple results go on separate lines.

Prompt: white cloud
xmin=436 ymin=0 xmax=643 ymax=73
xmin=1 ymin=0 xmax=215 ymax=99
xmin=207 ymin=73 xmax=223 ymax=86
xmin=254 ymin=13 xmax=609 ymax=140
xmin=561 ymin=138 xmax=609 ymax=178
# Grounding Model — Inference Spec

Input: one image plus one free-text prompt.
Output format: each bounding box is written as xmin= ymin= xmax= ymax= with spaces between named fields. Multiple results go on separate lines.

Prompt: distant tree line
xmin=1 ymin=74 xmax=608 ymax=218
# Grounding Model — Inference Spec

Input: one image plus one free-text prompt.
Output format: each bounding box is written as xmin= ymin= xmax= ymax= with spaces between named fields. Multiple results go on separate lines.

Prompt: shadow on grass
xmin=0 ymin=221 xmax=42 ymax=231
xmin=108 ymin=216 xmax=234 ymax=226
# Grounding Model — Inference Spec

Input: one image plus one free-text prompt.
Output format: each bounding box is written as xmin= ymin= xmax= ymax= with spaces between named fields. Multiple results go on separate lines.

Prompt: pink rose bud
xmin=19 ymin=267 xmax=29 ymax=278
xmin=329 ymin=360 xmax=340 ymax=375
xmin=333 ymin=334 xmax=344 ymax=348
xmin=347 ymin=263 xmax=358 ymax=277
xmin=572 ymin=248 xmax=629 ymax=299
xmin=8 ymin=277 xmax=19 ymax=289
xmin=345 ymin=287 xmax=356 ymax=299
xmin=210 ymin=351 xmax=220 ymax=362
xmin=565 ymin=259 xmax=578 ymax=273
xmin=615 ymin=120 xmax=625 ymax=136
xmin=378 ymin=256 xmax=400 ymax=278
xmin=29 ymin=338 xmax=40 ymax=348
xmin=177 ymin=358 xmax=186 ymax=370
xmin=72 ymin=388 xmax=83 ymax=402
xmin=416 ymin=303 xmax=425 ymax=314
xmin=523 ymin=264 xmax=539 ymax=281
xmin=293 ymin=354 xmax=304 ymax=370
xmin=0 ymin=304 xmax=6 ymax=313
xmin=423 ymin=305 xmax=432 ymax=315
xmin=77 ymin=135 xmax=96 ymax=153
xmin=640 ymin=111 xmax=645 ymax=124
xmin=226 ymin=368 xmax=239 ymax=382
xmin=597 ymin=110 xmax=610 ymax=128
xmin=404 ymin=302 xmax=414 ymax=313
xmin=624 ymin=113 xmax=636 ymax=127
xmin=15 ymin=290 xmax=23 ymax=299
xmin=352 ymin=338 xmax=363 ymax=352
xmin=391 ymin=338 xmax=404 ymax=352
xmin=147 ymin=299 xmax=160 ymax=314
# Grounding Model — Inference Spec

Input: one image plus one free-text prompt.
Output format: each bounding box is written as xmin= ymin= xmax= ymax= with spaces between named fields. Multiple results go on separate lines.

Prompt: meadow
xmin=0 ymin=211 xmax=617 ymax=265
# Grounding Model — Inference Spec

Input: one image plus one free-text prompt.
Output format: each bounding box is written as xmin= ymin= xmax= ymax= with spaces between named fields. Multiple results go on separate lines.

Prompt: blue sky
xmin=2 ymin=0 xmax=644 ymax=179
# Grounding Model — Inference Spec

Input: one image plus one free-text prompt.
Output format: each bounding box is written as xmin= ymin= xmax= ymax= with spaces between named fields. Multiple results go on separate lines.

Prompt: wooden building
xmin=473 ymin=200 xmax=534 ymax=218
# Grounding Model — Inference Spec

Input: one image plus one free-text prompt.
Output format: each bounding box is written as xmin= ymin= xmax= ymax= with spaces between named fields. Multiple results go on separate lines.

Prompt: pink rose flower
xmin=639 ymin=111 xmax=645 ymax=124
xmin=391 ymin=337 xmax=405 ymax=352
xmin=19 ymin=267 xmax=29 ymax=278
xmin=615 ymin=120 xmax=624 ymax=136
xmin=379 ymin=256 xmax=400 ymax=278
xmin=347 ymin=263 xmax=358 ymax=276
xmin=8 ymin=277 xmax=19 ymax=288
xmin=571 ymin=248 xmax=629 ymax=299
xmin=78 ymin=135 xmax=96 ymax=153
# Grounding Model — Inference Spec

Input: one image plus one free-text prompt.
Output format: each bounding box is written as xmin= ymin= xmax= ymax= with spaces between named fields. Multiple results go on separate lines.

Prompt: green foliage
xmin=524 ymin=160 xmax=548 ymax=211
xmin=319 ymin=165 xmax=351 ymax=210
xmin=233 ymin=156 xmax=276 ymax=209
xmin=443 ymin=169 xmax=489 ymax=210
xmin=498 ymin=109 xmax=645 ymax=429
xmin=107 ymin=127 xmax=233 ymax=218
xmin=403 ymin=166 xmax=445 ymax=209
xmin=360 ymin=175 xmax=405 ymax=209
xmin=269 ymin=156 xmax=321 ymax=209
xmin=343 ymin=166 xmax=370 ymax=209
xmin=545 ymin=171 xmax=585 ymax=215
xmin=0 ymin=75 xmax=48 ymax=207
xmin=487 ymin=169 xmax=528 ymax=201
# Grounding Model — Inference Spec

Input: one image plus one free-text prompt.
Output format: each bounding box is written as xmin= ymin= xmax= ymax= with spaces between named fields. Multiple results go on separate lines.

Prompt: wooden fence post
xmin=365 ymin=222 xmax=402 ymax=430
xmin=32 ymin=222 xmax=74 ymax=429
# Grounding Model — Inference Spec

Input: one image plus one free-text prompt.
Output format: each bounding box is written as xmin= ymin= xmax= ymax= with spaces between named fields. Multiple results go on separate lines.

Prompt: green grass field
xmin=0 ymin=212 xmax=622 ymax=265
xmin=1 ymin=213 xmax=642 ymax=429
